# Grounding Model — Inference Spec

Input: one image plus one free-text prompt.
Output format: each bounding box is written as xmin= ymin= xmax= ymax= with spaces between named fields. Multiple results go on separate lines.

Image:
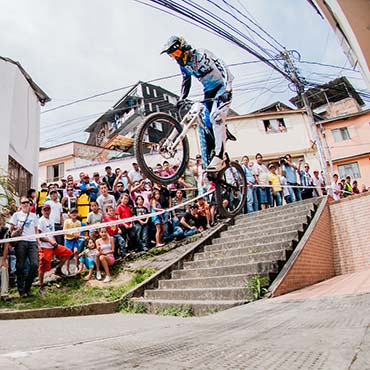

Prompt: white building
xmin=0 ymin=56 xmax=50 ymax=195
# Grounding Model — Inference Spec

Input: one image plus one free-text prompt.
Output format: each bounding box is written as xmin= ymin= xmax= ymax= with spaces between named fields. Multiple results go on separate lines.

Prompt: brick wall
xmin=329 ymin=192 xmax=370 ymax=275
xmin=270 ymin=199 xmax=335 ymax=297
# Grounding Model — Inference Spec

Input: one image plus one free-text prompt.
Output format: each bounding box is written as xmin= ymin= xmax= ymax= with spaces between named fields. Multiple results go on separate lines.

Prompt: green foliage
xmin=120 ymin=300 xmax=147 ymax=314
xmin=0 ymin=268 xmax=156 ymax=311
xmin=246 ymin=275 xmax=270 ymax=301
xmin=156 ymin=305 xmax=194 ymax=317
xmin=0 ymin=169 xmax=15 ymax=210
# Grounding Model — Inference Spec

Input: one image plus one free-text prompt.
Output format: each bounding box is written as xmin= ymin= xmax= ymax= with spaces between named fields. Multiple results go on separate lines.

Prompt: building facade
xmin=317 ymin=109 xmax=370 ymax=186
xmin=0 ymin=56 xmax=49 ymax=196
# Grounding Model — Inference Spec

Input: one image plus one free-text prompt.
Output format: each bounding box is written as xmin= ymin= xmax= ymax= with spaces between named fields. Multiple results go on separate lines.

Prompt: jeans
xmin=163 ymin=213 xmax=170 ymax=238
xmin=113 ymin=234 xmax=126 ymax=256
xmin=287 ymin=184 xmax=302 ymax=202
xmin=134 ymin=223 xmax=149 ymax=251
xmin=15 ymin=241 xmax=38 ymax=295
xmin=54 ymin=223 xmax=64 ymax=246
xmin=165 ymin=219 xmax=185 ymax=242
xmin=183 ymin=228 xmax=198 ymax=238
xmin=271 ymin=191 xmax=283 ymax=207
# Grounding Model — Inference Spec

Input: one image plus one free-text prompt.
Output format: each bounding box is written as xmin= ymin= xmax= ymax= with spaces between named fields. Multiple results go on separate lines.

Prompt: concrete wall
xmin=270 ymin=198 xmax=335 ymax=297
xmin=329 ymin=192 xmax=370 ymax=275
xmin=0 ymin=60 xmax=41 ymax=186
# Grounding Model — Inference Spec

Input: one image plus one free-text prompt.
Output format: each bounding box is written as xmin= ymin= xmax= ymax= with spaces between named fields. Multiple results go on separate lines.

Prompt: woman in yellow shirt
xmin=268 ymin=164 xmax=283 ymax=207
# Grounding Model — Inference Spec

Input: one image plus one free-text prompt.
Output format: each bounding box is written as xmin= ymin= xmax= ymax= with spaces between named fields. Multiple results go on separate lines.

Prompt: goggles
xmin=169 ymin=49 xmax=182 ymax=58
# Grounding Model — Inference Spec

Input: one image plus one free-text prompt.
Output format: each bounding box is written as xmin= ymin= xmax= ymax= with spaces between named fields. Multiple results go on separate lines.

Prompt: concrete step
xmin=216 ymin=224 xmax=304 ymax=243
xmin=209 ymin=231 xmax=299 ymax=250
xmin=227 ymin=216 xmax=309 ymax=233
xmin=172 ymin=261 xmax=279 ymax=279
xmin=184 ymin=249 xmax=286 ymax=269
xmin=144 ymin=287 xmax=249 ymax=301
xmin=200 ymin=240 xmax=293 ymax=259
xmin=130 ymin=299 xmax=247 ymax=316
xmin=159 ymin=273 xmax=267 ymax=289
xmin=235 ymin=207 xmax=314 ymax=226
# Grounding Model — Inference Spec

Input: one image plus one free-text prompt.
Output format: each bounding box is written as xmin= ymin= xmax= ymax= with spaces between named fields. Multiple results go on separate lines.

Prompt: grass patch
xmin=0 ymin=268 xmax=155 ymax=311
xmin=246 ymin=275 xmax=270 ymax=301
xmin=156 ymin=305 xmax=194 ymax=317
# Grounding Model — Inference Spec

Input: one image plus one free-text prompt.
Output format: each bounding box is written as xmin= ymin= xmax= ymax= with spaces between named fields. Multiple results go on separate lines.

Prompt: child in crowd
xmin=95 ymin=227 xmax=115 ymax=283
xmin=133 ymin=195 xmax=149 ymax=251
xmin=63 ymin=208 xmax=81 ymax=274
xmin=150 ymin=190 xmax=165 ymax=247
xmin=86 ymin=200 xmax=103 ymax=240
xmin=103 ymin=205 xmax=126 ymax=259
xmin=78 ymin=238 xmax=97 ymax=281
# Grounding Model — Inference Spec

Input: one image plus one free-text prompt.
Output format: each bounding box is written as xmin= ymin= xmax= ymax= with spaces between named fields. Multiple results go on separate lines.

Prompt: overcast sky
xmin=0 ymin=0 xmax=367 ymax=147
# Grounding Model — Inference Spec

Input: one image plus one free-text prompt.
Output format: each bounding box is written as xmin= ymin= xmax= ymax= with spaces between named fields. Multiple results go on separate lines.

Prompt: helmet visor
xmin=169 ymin=49 xmax=182 ymax=58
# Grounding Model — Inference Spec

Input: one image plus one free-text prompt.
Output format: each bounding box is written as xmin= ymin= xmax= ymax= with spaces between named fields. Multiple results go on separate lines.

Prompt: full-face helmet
xmin=161 ymin=36 xmax=192 ymax=65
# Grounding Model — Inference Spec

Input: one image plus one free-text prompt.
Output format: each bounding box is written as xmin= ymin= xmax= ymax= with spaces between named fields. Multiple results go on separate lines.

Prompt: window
xmin=154 ymin=121 xmax=162 ymax=131
xmin=338 ymin=162 xmax=361 ymax=179
xmin=332 ymin=127 xmax=351 ymax=142
xmin=46 ymin=163 xmax=65 ymax=183
xmin=148 ymin=102 xmax=153 ymax=111
xmin=8 ymin=156 xmax=32 ymax=196
xmin=153 ymin=88 xmax=157 ymax=98
xmin=262 ymin=118 xmax=287 ymax=134
xmin=145 ymin=86 xmax=150 ymax=95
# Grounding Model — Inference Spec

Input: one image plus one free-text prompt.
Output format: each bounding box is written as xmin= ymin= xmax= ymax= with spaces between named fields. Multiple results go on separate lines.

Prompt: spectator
xmin=78 ymin=238 xmax=97 ymax=281
xmin=97 ymin=183 xmax=116 ymax=216
xmin=180 ymin=204 xmax=207 ymax=237
xmin=92 ymin=172 xmax=101 ymax=185
xmin=102 ymin=166 xmax=116 ymax=194
xmin=268 ymin=163 xmax=283 ymax=207
xmin=253 ymin=153 xmax=270 ymax=210
xmin=157 ymin=183 xmax=171 ymax=239
xmin=113 ymin=169 xmax=131 ymax=198
xmin=343 ymin=176 xmax=353 ymax=197
xmin=312 ymin=170 xmax=325 ymax=197
xmin=44 ymin=189 xmax=64 ymax=246
xmin=280 ymin=170 xmax=292 ymax=204
xmin=0 ymin=214 xmax=10 ymax=301
xmin=133 ymin=195 xmax=149 ymax=251
xmin=280 ymin=154 xmax=302 ymax=202
xmin=150 ymin=190 xmax=165 ymax=248
xmin=27 ymin=188 xmax=37 ymax=214
xmin=131 ymin=180 xmax=152 ymax=212
xmin=61 ymin=186 xmax=77 ymax=219
xmin=103 ymin=206 xmax=126 ymax=259
xmin=241 ymin=155 xmax=257 ymax=213
xmin=116 ymin=193 xmax=135 ymax=250
xmin=128 ymin=162 xmax=142 ymax=183
xmin=331 ymin=174 xmax=341 ymax=201
xmin=36 ymin=182 xmax=49 ymax=216
xmin=79 ymin=173 xmax=99 ymax=202
xmin=37 ymin=204 xmax=72 ymax=294
xmin=95 ymin=227 xmax=115 ymax=283
xmin=360 ymin=184 xmax=368 ymax=193
xmin=86 ymin=201 xmax=103 ymax=239
xmin=9 ymin=196 xmax=39 ymax=298
xmin=197 ymin=197 xmax=211 ymax=228
xmin=166 ymin=189 xmax=187 ymax=242
xmin=300 ymin=163 xmax=314 ymax=200
xmin=194 ymin=154 xmax=206 ymax=195
xmin=63 ymin=208 xmax=81 ymax=274
xmin=352 ymin=180 xmax=360 ymax=194
xmin=179 ymin=161 xmax=197 ymax=199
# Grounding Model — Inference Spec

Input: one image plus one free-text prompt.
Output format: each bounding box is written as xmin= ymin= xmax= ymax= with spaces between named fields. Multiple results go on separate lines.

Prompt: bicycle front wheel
xmin=215 ymin=161 xmax=247 ymax=218
xmin=134 ymin=113 xmax=189 ymax=185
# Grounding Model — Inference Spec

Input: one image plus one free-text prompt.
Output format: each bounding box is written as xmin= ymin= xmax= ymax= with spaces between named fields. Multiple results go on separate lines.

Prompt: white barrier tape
xmin=0 ymin=189 xmax=215 ymax=245
xmin=251 ymin=183 xmax=352 ymax=195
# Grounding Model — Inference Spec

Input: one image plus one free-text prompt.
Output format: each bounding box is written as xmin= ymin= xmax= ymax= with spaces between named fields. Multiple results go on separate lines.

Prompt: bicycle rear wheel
xmin=134 ymin=113 xmax=189 ymax=185
xmin=215 ymin=161 xmax=247 ymax=218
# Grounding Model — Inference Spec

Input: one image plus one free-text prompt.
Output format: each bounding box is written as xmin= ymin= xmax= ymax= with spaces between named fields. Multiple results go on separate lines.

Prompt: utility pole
xmin=281 ymin=50 xmax=331 ymax=190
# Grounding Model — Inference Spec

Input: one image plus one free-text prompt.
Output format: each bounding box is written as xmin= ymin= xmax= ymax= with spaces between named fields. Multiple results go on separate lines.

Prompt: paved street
xmin=1 ymin=272 xmax=370 ymax=370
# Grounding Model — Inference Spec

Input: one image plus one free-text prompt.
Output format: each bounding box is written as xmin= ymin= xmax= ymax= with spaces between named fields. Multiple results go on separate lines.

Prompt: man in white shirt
xmin=9 ymin=196 xmax=39 ymax=298
xmin=252 ymin=153 xmax=270 ymax=210
xmin=44 ymin=189 xmax=64 ymax=245
xmin=37 ymin=204 xmax=72 ymax=294
xmin=97 ymin=183 xmax=116 ymax=216
xmin=128 ymin=162 xmax=143 ymax=183
xmin=331 ymin=174 xmax=341 ymax=201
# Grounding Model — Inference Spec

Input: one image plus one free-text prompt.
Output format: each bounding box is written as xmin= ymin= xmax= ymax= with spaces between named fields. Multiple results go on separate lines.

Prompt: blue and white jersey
xmin=180 ymin=48 xmax=233 ymax=94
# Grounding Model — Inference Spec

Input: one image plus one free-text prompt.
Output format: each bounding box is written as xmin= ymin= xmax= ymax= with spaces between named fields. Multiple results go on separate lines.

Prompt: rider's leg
xmin=207 ymin=88 xmax=231 ymax=172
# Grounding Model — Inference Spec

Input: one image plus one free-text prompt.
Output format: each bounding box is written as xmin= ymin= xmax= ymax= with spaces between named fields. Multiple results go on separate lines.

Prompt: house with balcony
xmin=0 ymin=56 xmax=50 ymax=196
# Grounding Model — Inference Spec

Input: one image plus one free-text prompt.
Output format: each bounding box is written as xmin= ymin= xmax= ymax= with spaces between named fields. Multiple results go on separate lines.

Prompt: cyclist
xmin=161 ymin=36 xmax=234 ymax=173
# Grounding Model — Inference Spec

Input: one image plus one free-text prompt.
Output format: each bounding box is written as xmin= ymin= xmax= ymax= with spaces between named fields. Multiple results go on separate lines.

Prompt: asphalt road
xmin=1 ymin=291 xmax=370 ymax=370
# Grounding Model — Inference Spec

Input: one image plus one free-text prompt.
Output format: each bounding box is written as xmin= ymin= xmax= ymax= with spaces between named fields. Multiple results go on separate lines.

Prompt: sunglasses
xmin=21 ymin=201 xmax=30 ymax=205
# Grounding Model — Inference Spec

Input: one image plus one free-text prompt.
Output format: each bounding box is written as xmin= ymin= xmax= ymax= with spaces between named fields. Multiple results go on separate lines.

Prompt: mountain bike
xmin=134 ymin=100 xmax=247 ymax=218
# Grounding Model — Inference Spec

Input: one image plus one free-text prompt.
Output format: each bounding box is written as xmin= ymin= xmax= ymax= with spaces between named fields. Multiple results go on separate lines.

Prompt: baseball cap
xmin=42 ymin=204 xmax=51 ymax=210
xmin=69 ymin=208 xmax=78 ymax=214
xmin=49 ymin=189 xmax=58 ymax=194
xmin=93 ymin=172 xmax=99 ymax=177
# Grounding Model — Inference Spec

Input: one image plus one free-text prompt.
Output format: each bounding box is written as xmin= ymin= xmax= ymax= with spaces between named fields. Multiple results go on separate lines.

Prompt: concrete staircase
xmin=133 ymin=198 xmax=321 ymax=316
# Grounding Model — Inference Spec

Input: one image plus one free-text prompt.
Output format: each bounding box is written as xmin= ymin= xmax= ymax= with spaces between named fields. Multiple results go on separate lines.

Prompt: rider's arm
xmin=179 ymin=66 xmax=191 ymax=100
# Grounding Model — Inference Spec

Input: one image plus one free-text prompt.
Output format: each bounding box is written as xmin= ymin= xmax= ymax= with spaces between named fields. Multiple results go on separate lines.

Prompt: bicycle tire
xmin=215 ymin=161 xmax=247 ymax=218
xmin=134 ymin=112 xmax=189 ymax=185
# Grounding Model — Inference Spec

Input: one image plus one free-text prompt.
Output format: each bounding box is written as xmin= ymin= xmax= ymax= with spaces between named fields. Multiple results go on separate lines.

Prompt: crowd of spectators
xmin=0 ymin=155 xmax=368 ymax=300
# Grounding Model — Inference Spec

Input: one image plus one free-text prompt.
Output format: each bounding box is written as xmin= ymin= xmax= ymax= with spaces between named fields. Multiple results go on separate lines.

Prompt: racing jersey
xmin=180 ymin=48 xmax=233 ymax=98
